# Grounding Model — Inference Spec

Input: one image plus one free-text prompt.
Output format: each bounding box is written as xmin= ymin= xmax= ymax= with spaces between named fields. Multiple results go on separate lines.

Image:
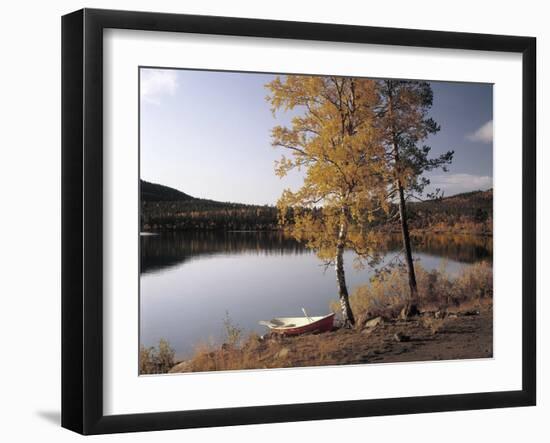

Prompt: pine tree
xmin=375 ymin=80 xmax=453 ymax=309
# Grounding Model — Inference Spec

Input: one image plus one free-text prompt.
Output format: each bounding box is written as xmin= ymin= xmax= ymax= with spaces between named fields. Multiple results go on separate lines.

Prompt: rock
xmin=355 ymin=313 xmax=369 ymax=329
xmin=434 ymin=310 xmax=443 ymax=319
xmin=168 ymin=361 xmax=191 ymax=373
xmin=364 ymin=316 xmax=384 ymax=328
xmin=393 ymin=332 xmax=410 ymax=342
xmin=276 ymin=347 xmax=290 ymax=359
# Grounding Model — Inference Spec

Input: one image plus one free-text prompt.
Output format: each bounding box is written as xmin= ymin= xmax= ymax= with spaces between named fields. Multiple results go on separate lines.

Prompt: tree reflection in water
xmin=141 ymin=231 xmax=492 ymax=275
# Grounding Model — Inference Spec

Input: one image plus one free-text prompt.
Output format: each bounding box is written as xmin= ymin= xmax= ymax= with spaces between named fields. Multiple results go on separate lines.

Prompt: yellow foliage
xmin=266 ymin=75 xmax=391 ymax=265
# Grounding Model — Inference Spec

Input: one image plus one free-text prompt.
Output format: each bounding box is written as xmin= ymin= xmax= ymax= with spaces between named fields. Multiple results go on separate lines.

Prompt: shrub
xmin=454 ymin=261 xmax=493 ymax=301
xmin=223 ymin=311 xmax=242 ymax=348
xmin=348 ymin=261 xmax=493 ymax=320
xmin=139 ymin=338 xmax=176 ymax=374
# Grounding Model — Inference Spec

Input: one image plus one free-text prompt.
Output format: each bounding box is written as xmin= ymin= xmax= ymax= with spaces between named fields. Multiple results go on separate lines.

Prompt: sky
xmin=140 ymin=68 xmax=493 ymax=205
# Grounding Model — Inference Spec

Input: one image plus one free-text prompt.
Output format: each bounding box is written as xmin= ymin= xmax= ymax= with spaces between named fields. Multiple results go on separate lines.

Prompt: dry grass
xmin=170 ymin=333 xmax=296 ymax=372
xmin=171 ymin=329 xmax=378 ymax=373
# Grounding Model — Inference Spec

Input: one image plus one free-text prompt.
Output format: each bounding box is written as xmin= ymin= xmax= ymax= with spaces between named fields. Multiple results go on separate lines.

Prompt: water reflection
xmin=385 ymin=233 xmax=493 ymax=264
xmin=141 ymin=231 xmax=492 ymax=275
xmin=140 ymin=231 xmax=309 ymax=274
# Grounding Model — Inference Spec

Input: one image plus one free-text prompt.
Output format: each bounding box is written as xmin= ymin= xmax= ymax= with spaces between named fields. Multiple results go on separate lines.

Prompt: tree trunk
xmin=335 ymin=216 xmax=355 ymax=328
xmin=396 ymin=177 xmax=418 ymax=307
xmin=387 ymin=82 xmax=418 ymax=305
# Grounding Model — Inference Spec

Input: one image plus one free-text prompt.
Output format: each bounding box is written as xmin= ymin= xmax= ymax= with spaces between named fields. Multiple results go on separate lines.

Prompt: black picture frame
xmin=62 ymin=8 xmax=536 ymax=435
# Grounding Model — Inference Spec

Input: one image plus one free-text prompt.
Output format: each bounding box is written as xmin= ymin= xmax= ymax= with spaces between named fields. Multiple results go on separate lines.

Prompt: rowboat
xmin=259 ymin=308 xmax=335 ymax=336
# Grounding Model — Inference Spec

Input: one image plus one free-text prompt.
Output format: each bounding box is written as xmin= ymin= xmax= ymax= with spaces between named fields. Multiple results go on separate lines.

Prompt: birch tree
xmin=266 ymin=76 xmax=389 ymax=327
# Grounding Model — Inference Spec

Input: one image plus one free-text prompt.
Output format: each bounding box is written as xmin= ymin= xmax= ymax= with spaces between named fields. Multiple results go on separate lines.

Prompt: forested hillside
xmin=140 ymin=180 xmax=278 ymax=231
xmin=140 ymin=180 xmax=492 ymax=234
xmin=404 ymin=189 xmax=493 ymax=235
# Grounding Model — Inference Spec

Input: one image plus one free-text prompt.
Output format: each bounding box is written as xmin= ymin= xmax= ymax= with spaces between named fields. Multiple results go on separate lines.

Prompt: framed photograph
xmin=62 ymin=8 xmax=536 ymax=435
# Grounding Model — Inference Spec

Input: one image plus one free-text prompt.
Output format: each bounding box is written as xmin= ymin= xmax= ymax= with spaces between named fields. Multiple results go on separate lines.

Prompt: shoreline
xmin=169 ymin=300 xmax=493 ymax=374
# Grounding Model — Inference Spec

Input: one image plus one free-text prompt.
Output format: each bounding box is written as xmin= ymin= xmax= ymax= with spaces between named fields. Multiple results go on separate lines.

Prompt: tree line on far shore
xmin=140 ymin=188 xmax=492 ymax=235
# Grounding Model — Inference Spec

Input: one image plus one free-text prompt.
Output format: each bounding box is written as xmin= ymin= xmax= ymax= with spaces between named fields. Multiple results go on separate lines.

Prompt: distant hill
xmin=140 ymin=180 xmax=195 ymax=202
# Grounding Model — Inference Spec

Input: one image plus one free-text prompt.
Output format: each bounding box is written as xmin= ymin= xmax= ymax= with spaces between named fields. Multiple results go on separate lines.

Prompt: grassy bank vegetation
xmin=139 ymin=338 xmax=175 ymax=375
xmin=347 ymin=261 xmax=493 ymax=324
xmin=165 ymin=262 xmax=492 ymax=374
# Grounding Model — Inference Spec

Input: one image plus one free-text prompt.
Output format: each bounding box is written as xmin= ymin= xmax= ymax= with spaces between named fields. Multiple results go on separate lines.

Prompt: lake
xmin=140 ymin=231 xmax=492 ymax=359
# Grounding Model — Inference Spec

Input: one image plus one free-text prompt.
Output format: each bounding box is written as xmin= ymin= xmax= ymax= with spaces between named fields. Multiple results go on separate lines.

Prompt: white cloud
xmin=466 ymin=120 xmax=493 ymax=144
xmin=429 ymin=173 xmax=492 ymax=196
xmin=141 ymin=69 xmax=178 ymax=104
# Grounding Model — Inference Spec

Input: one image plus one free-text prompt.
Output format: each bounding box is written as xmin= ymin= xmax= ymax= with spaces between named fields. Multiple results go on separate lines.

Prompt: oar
xmin=302 ymin=307 xmax=314 ymax=324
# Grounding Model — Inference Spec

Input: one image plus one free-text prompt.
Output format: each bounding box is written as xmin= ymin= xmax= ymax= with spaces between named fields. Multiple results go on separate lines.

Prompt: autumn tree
xmin=266 ymin=76 xmax=389 ymax=327
xmin=375 ymin=80 xmax=453 ymax=309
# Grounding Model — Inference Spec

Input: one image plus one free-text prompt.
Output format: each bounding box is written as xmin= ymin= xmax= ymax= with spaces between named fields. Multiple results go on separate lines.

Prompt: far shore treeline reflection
xmin=140 ymin=231 xmax=492 ymax=275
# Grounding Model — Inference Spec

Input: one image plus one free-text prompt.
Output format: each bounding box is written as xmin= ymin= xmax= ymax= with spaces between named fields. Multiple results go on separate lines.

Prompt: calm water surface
xmin=140 ymin=231 xmax=492 ymax=359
